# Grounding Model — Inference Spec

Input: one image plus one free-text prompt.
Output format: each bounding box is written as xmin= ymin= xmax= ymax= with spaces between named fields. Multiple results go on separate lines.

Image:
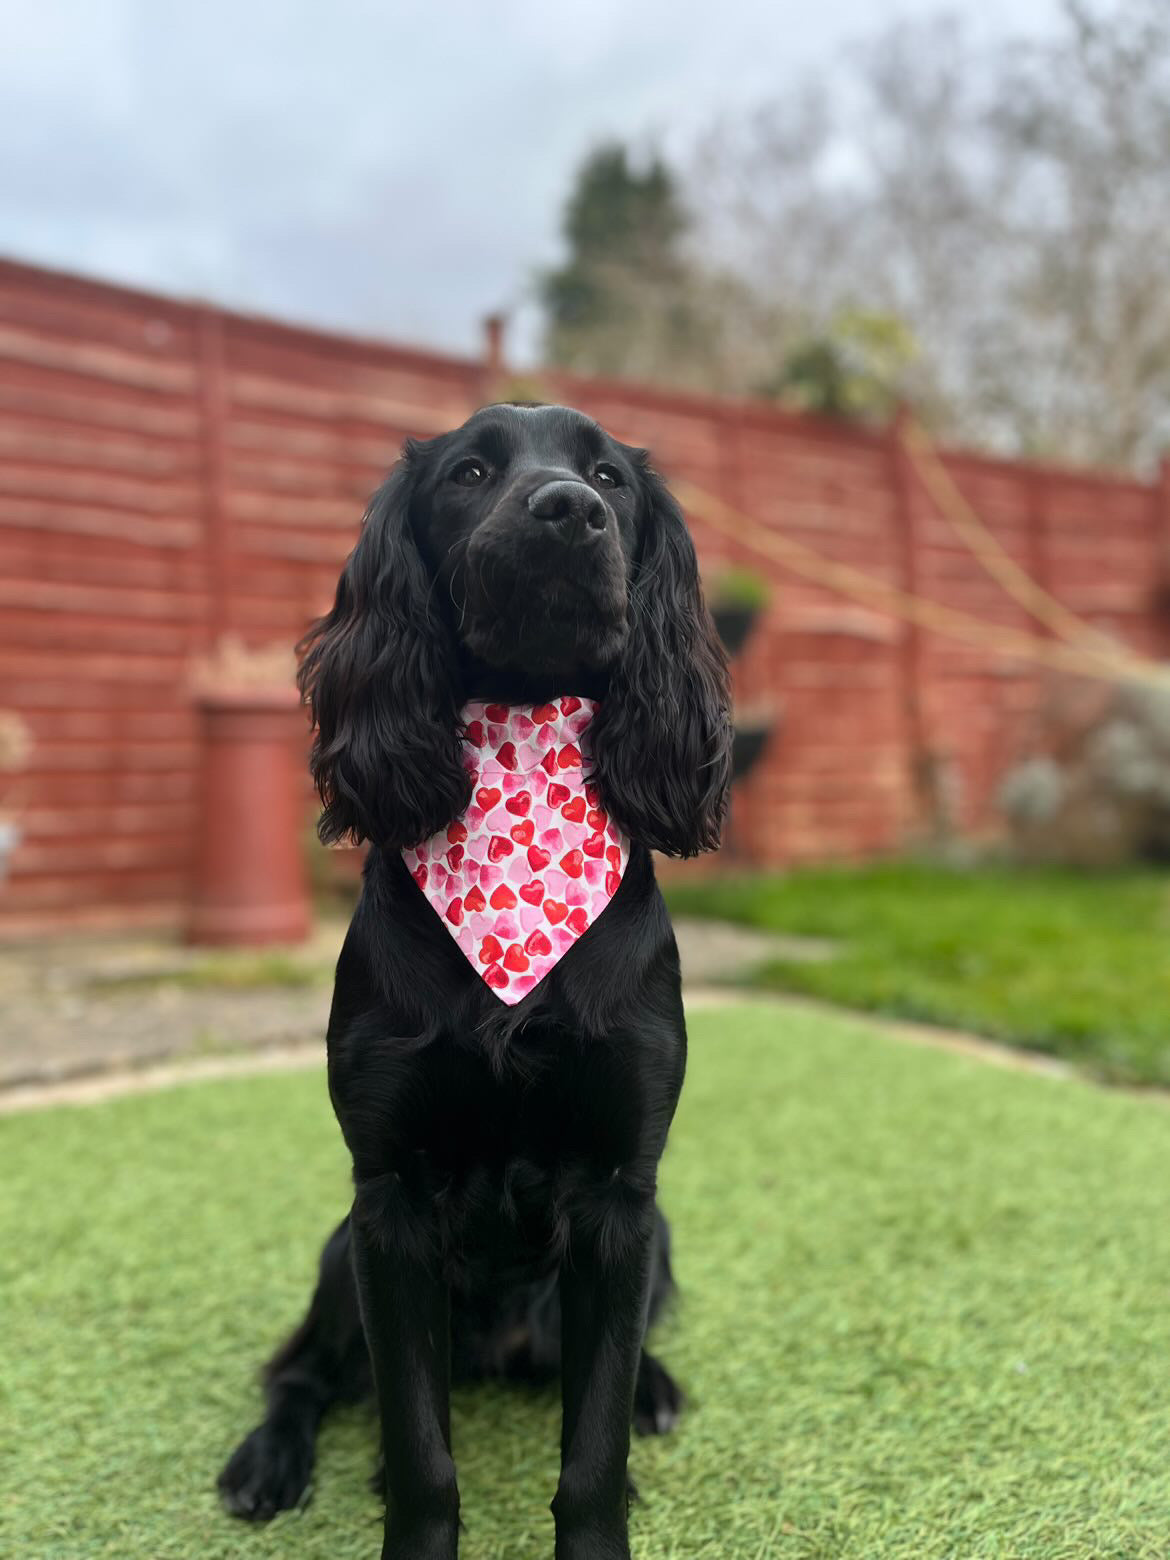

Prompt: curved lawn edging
xmin=665 ymin=862 xmax=1170 ymax=1087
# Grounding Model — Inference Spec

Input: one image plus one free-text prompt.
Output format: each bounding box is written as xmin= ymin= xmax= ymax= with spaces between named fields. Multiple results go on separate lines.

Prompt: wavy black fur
xmin=296 ymin=454 xmax=472 ymax=850
xmin=590 ymin=463 xmax=731 ymax=856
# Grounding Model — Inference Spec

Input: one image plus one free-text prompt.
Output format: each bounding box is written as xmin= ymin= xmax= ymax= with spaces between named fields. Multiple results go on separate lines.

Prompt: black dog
xmin=218 ymin=403 xmax=732 ymax=1559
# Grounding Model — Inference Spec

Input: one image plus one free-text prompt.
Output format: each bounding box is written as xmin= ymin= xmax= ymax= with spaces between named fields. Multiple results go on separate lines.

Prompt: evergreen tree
xmin=540 ymin=144 xmax=695 ymax=376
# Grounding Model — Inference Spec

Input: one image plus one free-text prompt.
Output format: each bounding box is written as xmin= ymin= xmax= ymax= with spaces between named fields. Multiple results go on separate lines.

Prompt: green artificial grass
xmin=665 ymin=862 xmax=1170 ymax=1086
xmin=4 ymin=1006 xmax=1170 ymax=1558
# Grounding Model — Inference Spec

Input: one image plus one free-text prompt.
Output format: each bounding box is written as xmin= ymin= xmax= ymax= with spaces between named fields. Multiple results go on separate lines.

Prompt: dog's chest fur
xmin=333 ymin=994 xmax=662 ymax=1287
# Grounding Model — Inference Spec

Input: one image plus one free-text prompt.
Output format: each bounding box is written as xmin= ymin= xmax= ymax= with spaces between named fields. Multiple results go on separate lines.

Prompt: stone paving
xmin=0 ymin=916 xmax=819 ymax=1089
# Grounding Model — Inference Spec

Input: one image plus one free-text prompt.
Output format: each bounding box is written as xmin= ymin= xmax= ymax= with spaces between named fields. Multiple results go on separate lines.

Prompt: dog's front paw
xmin=217 ymin=1420 xmax=314 ymax=1521
xmin=633 ymin=1351 xmax=683 ymax=1437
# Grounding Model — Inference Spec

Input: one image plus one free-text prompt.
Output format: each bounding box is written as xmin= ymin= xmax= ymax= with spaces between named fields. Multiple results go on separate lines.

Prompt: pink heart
xmin=507 ymin=856 xmax=529 ymax=883
xmin=478 ymin=862 xmax=502 ymax=890
xmin=583 ymin=859 xmax=605 ymax=887
xmin=540 ymin=827 xmax=564 ymax=851
xmin=520 ymin=904 xmax=544 ymax=933
xmin=535 ymin=724 xmax=556 ymax=748
xmin=466 ymin=805 xmax=485 ymax=830
xmin=502 ymin=773 xmax=527 ymax=795
xmin=494 ymin=912 xmax=519 ymax=941
xmin=565 ymin=880 xmax=588 ymax=907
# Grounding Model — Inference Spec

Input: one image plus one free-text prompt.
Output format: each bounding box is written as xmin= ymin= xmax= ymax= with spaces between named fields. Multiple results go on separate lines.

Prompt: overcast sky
xmin=3 ymin=0 xmax=1062 ymax=362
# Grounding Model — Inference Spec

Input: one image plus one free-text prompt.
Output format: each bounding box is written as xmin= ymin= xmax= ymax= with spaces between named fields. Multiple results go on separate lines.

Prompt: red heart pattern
xmin=402 ymin=698 xmax=629 ymax=1004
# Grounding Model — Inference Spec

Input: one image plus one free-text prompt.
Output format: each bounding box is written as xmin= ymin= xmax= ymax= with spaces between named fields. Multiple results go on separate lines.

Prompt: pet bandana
xmin=402 ymin=698 xmax=629 ymax=1004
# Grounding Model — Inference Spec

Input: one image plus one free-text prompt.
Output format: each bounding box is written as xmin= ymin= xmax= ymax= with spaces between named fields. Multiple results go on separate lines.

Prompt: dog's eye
xmin=452 ymin=459 xmax=487 ymax=487
xmin=592 ymin=464 xmax=621 ymax=489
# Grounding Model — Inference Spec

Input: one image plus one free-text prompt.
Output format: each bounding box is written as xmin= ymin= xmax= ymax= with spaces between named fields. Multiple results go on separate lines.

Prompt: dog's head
xmin=298 ymin=403 xmax=731 ymax=857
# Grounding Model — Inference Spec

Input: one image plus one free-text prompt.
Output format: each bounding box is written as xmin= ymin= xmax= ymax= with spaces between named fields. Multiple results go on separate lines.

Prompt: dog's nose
xmin=527 ymin=480 xmax=607 ymax=539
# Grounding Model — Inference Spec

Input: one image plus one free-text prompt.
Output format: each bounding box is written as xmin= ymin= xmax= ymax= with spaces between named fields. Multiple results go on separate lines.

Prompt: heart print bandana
xmin=401 ymin=698 xmax=629 ymax=1004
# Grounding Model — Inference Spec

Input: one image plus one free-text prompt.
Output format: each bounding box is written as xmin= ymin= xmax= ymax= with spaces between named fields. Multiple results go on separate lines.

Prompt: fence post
xmin=1025 ymin=466 xmax=1052 ymax=637
xmin=481 ymin=313 xmax=506 ymax=403
xmin=197 ymin=306 xmax=231 ymax=648
xmin=715 ymin=405 xmax=760 ymax=863
xmin=889 ymin=408 xmax=929 ymax=829
xmin=188 ymin=307 xmax=311 ymax=946
xmin=1157 ymin=457 xmax=1170 ymax=659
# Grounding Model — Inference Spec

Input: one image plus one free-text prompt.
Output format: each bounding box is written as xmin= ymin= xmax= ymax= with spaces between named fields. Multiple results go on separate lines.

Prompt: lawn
xmin=4 ymin=1006 xmax=1170 ymax=1558
xmin=665 ymin=861 xmax=1170 ymax=1086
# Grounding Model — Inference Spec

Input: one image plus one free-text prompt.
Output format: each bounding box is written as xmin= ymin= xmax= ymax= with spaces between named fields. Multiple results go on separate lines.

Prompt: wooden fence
xmin=1 ymin=256 xmax=1167 ymax=932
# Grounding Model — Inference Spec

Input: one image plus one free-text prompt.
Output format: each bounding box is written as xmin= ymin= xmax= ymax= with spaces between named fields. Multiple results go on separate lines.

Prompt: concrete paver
xmin=0 ymin=916 xmax=808 ymax=1088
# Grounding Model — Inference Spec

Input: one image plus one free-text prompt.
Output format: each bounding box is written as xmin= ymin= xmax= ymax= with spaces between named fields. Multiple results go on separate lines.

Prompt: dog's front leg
xmin=552 ymin=1180 xmax=656 ymax=1560
xmin=351 ymin=1177 xmax=458 ymax=1560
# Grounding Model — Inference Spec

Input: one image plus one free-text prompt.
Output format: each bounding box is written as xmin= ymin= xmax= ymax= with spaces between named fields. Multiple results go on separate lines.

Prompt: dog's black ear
xmin=297 ymin=453 xmax=471 ymax=849
xmin=589 ymin=463 xmax=732 ymax=857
